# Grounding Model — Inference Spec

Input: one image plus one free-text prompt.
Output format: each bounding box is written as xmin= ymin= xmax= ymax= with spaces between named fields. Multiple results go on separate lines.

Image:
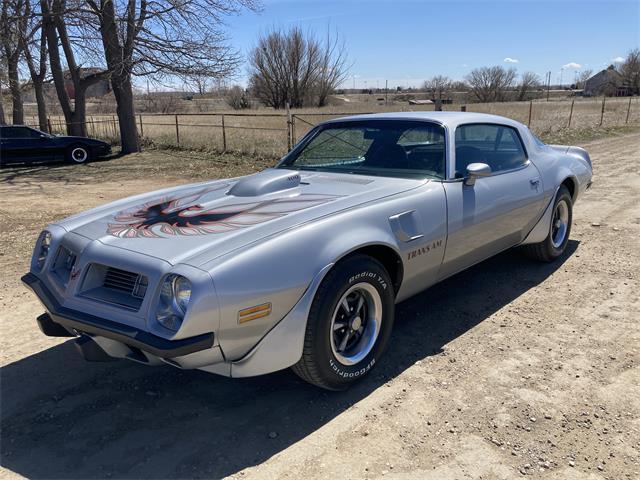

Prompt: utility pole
xmin=546 ymin=71 xmax=551 ymax=102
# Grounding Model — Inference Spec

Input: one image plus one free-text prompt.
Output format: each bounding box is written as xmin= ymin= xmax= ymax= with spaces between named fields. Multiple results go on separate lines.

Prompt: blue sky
xmin=226 ymin=0 xmax=640 ymax=88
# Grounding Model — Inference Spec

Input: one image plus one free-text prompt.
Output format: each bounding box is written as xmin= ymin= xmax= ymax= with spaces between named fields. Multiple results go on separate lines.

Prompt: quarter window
xmin=455 ymin=124 xmax=527 ymax=175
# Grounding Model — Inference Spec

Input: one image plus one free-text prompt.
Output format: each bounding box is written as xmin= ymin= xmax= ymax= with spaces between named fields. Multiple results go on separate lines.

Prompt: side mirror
xmin=464 ymin=162 xmax=491 ymax=186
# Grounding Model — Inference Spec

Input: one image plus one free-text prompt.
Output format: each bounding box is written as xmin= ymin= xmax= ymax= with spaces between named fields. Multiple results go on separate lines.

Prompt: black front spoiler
xmin=21 ymin=273 xmax=214 ymax=359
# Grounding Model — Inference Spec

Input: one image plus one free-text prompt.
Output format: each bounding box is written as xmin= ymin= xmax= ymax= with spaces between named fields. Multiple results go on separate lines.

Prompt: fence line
xmin=22 ymin=96 xmax=639 ymax=157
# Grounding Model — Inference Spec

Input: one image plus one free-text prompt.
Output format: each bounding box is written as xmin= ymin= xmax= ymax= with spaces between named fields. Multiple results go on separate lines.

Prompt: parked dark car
xmin=0 ymin=126 xmax=111 ymax=165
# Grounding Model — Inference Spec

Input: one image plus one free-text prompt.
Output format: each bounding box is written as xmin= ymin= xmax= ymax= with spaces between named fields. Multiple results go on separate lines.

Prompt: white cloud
xmin=504 ymin=57 xmax=519 ymax=64
xmin=612 ymin=56 xmax=625 ymax=63
xmin=563 ymin=62 xmax=582 ymax=69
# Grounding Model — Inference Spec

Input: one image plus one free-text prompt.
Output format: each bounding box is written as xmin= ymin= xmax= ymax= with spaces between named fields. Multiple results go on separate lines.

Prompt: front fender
xmin=203 ymin=208 xmax=403 ymax=361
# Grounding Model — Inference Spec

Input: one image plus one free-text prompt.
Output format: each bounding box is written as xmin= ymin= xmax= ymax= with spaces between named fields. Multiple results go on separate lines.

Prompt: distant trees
xmin=0 ymin=0 xmax=258 ymax=152
xmin=423 ymin=75 xmax=452 ymax=99
xmin=224 ymin=85 xmax=251 ymax=110
xmin=516 ymin=71 xmax=540 ymax=101
xmin=575 ymin=69 xmax=593 ymax=89
xmin=466 ymin=66 xmax=517 ymax=102
xmin=619 ymin=48 xmax=640 ymax=95
xmin=249 ymin=27 xmax=349 ymax=109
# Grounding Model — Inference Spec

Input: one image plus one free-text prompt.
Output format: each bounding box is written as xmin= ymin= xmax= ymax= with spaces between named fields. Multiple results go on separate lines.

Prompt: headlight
xmin=156 ymin=274 xmax=192 ymax=331
xmin=36 ymin=231 xmax=52 ymax=270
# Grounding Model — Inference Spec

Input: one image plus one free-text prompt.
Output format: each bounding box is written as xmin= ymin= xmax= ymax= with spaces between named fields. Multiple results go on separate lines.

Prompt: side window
xmin=1 ymin=127 xmax=39 ymax=139
xmin=455 ymin=124 xmax=527 ymax=175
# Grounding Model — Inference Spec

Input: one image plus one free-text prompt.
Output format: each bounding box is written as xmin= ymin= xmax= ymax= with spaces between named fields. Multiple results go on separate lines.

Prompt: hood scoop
xmin=227 ymin=169 xmax=301 ymax=197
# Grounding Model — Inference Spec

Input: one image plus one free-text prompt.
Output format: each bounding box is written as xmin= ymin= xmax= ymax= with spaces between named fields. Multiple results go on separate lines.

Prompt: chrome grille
xmin=103 ymin=267 xmax=148 ymax=299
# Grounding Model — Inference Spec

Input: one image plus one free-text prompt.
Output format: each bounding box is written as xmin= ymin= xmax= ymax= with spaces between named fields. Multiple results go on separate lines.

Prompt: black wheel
xmin=524 ymin=185 xmax=573 ymax=262
xmin=292 ymin=254 xmax=395 ymax=390
xmin=66 ymin=144 xmax=90 ymax=164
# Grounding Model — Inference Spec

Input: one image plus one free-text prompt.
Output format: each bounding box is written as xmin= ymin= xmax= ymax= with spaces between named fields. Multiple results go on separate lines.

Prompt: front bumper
xmin=22 ymin=272 xmax=214 ymax=359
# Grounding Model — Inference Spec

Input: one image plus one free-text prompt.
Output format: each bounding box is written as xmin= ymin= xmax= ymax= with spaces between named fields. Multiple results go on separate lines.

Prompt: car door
xmin=0 ymin=126 xmax=50 ymax=162
xmin=438 ymin=123 xmax=546 ymax=279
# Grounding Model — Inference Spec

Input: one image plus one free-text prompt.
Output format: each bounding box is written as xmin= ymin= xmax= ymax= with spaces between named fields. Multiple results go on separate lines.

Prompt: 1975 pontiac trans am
xmin=22 ymin=112 xmax=593 ymax=390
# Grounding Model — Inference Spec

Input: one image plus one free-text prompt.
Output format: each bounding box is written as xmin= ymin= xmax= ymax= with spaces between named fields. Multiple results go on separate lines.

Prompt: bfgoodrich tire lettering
xmin=292 ymin=254 xmax=395 ymax=390
xmin=524 ymin=185 xmax=573 ymax=262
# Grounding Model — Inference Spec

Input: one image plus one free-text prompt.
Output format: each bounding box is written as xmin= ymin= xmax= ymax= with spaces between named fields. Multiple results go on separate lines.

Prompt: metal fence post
xmin=626 ymin=97 xmax=632 ymax=124
xmin=527 ymin=101 xmax=533 ymax=127
xmin=286 ymin=102 xmax=292 ymax=151
xmin=139 ymin=114 xmax=144 ymax=137
xmin=567 ymin=99 xmax=575 ymax=128
xmin=599 ymin=96 xmax=606 ymax=126
xmin=175 ymin=114 xmax=180 ymax=145
xmin=221 ymin=114 xmax=227 ymax=152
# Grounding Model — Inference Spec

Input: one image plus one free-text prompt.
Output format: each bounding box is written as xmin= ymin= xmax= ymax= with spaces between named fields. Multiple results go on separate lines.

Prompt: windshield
xmin=279 ymin=120 xmax=446 ymax=179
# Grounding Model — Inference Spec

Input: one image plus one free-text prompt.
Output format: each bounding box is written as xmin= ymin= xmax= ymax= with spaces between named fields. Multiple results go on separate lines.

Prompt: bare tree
xmin=423 ymin=75 xmax=452 ymax=100
xmin=575 ymin=69 xmax=593 ymax=89
xmin=465 ymin=66 xmax=517 ymax=102
xmin=21 ymin=0 xmax=48 ymax=131
xmin=516 ymin=71 xmax=540 ymax=101
xmin=619 ymin=48 xmax=640 ymax=95
xmin=224 ymin=85 xmax=250 ymax=109
xmin=41 ymin=0 xmax=110 ymax=137
xmin=86 ymin=0 xmax=259 ymax=154
xmin=249 ymin=27 xmax=349 ymax=109
xmin=314 ymin=29 xmax=349 ymax=107
xmin=0 ymin=62 xmax=6 ymax=124
xmin=189 ymin=76 xmax=211 ymax=96
xmin=0 ymin=0 xmax=25 ymax=124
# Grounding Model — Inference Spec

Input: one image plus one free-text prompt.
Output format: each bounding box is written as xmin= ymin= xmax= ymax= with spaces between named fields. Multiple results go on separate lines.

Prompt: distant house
xmin=584 ymin=66 xmax=630 ymax=97
xmin=63 ymin=68 xmax=111 ymax=99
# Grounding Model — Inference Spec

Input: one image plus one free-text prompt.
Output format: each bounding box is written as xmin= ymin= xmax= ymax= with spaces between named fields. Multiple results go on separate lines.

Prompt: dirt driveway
xmin=1 ymin=135 xmax=638 ymax=479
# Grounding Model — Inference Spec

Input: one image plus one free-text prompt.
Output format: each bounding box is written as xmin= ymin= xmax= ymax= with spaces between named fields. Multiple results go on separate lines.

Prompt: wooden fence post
xmin=625 ymin=97 xmax=632 ymax=124
xmin=286 ymin=102 xmax=292 ymax=151
xmin=112 ymin=115 xmax=117 ymax=138
xmin=291 ymin=114 xmax=296 ymax=146
xmin=175 ymin=114 xmax=180 ymax=145
xmin=599 ymin=96 xmax=606 ymax=126
xmin=139 ymin=114 xmax=144 ymax=137
xmin=221 ymin=114 xmax=227 ymax=151
xmin=460 ymin=105 xmax=466 ymax=112
xmin=47 ymin=117 xmax=52 ymax=134
xmin=527 ymin=101 xmax=533 ymax=127
xmin=567 ymin=100 xmax=575 ymax=128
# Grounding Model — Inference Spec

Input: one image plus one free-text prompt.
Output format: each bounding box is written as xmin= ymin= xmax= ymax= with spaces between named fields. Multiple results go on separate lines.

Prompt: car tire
xmin=524 ymin=185 xmax=573 ymax=262
xmin=66 ymin=144 xmax=91 ymax=164
xmin=292 ymin=254 xmax=395 ymax=390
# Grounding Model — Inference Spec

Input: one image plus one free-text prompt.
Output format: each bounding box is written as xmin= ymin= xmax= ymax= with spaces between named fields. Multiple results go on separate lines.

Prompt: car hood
xmin=58 ymin=168 xmax=425 ymax=267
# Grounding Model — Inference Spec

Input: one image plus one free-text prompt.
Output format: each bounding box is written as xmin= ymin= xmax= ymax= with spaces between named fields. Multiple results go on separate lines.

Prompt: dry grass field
xmin=23 ymin=96 xmax=640 ymax=158
xmin=0 ymin=129 xmax=639 ymax=479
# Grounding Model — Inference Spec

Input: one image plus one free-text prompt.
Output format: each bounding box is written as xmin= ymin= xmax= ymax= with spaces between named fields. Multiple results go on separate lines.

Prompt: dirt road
xmin=1 ymin=135 xmax=638 ymax=479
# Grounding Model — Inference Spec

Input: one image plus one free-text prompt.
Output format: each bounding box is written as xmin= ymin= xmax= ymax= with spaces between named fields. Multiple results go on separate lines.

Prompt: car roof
xmin=322 ymin=111 xmax=526 ymax=130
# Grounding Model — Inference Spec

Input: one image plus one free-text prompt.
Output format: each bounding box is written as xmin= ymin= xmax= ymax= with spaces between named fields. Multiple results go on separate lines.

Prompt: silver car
xmin=23 ymin=112 xmax=593 ymax=390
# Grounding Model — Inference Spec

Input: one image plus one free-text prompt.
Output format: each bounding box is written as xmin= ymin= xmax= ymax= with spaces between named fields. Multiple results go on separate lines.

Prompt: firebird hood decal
xmin=107 ymin=185 xmax=339 ymax=238
xmin=59 ymin=170 xmax=426 ymax=266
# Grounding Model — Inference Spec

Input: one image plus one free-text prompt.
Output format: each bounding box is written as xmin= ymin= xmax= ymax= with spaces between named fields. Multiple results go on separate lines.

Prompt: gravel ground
xmin=0 ymin=133 xmax=638 ymax=479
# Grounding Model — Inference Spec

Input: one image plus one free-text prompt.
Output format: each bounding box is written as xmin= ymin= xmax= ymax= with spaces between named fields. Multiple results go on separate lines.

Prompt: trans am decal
xmin=107 ymin=186 xmax=339 ymax=238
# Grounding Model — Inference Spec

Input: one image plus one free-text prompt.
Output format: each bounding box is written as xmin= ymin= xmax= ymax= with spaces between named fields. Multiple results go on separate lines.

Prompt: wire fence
xmin=23 ymin=96 xmax=640 ymax=158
